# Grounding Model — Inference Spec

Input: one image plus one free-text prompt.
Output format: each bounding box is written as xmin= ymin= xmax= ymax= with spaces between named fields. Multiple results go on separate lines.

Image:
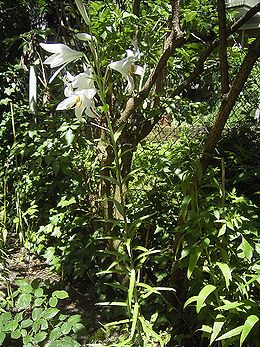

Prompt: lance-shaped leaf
xmin=216 ymin=262 xmax=232 ymax=289
xmin=240 ymin=315 xmax=259 ymax=346
xmin=196 ymin=284 xmax=216 ymax=313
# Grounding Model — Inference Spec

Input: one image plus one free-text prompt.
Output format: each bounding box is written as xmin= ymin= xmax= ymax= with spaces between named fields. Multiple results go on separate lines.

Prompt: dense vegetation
xmin=0 ymin=0 xmax=259 ymax=346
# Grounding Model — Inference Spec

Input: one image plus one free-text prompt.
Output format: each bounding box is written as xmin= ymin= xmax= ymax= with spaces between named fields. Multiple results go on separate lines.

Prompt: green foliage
xmin=0 ymin=0 xmax=259 ymax=345
xmin=0 ymin=279 xmax=85 ymax=347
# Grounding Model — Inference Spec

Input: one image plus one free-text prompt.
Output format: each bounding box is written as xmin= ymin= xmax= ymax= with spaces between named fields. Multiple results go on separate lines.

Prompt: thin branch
xmin=170 ymin=2 xmax=260 ymax=98
xmin=217 ymin=0 xmax=230 ymax=95
xmin=201 ymin=32 xmax=260 ymax=171
xmin=117 ymin=0 xmax=184 ymax=127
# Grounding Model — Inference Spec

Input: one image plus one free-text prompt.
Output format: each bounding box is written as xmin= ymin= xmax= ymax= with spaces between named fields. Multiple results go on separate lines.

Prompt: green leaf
xmin=216 ymin=326 xmax=243 ymax=341
xmin=196 ymin=285 xmax=216 ymax=313
xmin=72 ymin=323 xmax=87 ymax=336
xmin=11 ymin=329 xmax=21 ymax=339
xmin=17 ymin=293 xmax=32 ymax=309
xmin=34 ymin=298 xmax=45 ymax=307
xmin=139 ymin=316 xmax=163 ymax=347
xmin=0 ymin=312 xmax=11 ymax=323
xmin=34 ymin=288 xmax=44 ymax=297
xmin=216 ymin=262 xmax=232 ymax=288
xmin=200 ymin=325 xmax=212 ymax=334
xmin=187 ymin=238 xmax=210 ymax=279
xmin=240 ymin=237 xmax=253 ymax=261
xmin=61 ymin=322 xmax=72 ymax=335
xmin=32 ymin=308 xmax=43 ymax=321
xmin=52 ymin=290 xmax=69 ymax=299
xmin=138 ymin=282 xmax=160 ymax=299
xmin=44 ymin=308 xmax=59 ymax=319
xmin=35 ymin=331 xmax=47 ymax=343
xmin=0 ymin=332 xmax=6 ymax=346
xmin=21 ymin=319 xmax=33 ymax=328
xmin=128 ymin=269 xmax=135 ymax=309
xmin=184 ymin=296 xmax=198 ymax=309
xmin=14 ymin=312 xmax=23 ymax=322
xmin=65 ymin=128 xmax=75 ymax=145
xmin=68 ymin=314 xmax=81 ymax=324
xmin=16 ymin=280 xmax=33 ymax=293
xmin=49 ymin=297 xmax=58 ymax=307
xmin=21 ymin=329 xmax=27 ymax=337
xmin=218 ymin=223 xmax=226 ymax=236
xmin=240 ymin=315 xmax=259 ymax=346
xmin=4 ymin=320 xmax=18 ymax=332
xmin=215 ymin=301 xmax=243 ymax=311
xmin=53 ymin=336 xmax=80 ymax=347
xmin=187 ymin=248 xmax=202 ymax=279
xmin=130 ymin=302 xmax=139 ymax=338
xmin=210 ymin=314 xmax=225 ymax=345
xmin=23 ymin=334 xmax=33 ymax=344
xmin=57 ymin=198 xmax=76 ymax=208
xmin=49 ymin=327 xmax=62 ymax=341
xmin=40 ymin=318 xmax=48 ymax=330
xmin=32 ymin=319 xmax=41 ymax=333
xmin=104 ymin=319 xmax=130 ymax=328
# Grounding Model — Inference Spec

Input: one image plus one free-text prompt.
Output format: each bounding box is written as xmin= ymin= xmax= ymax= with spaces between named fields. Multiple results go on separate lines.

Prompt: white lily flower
xmin=40 ymin=43 xmax=83 ymax=68
xmin=109 ymin=48 xmax=143 ymax=93
xmin=67 ymin=70 xmax=95 ymax=90
xmin=57 ymin=70 xmax=96 ymax=121
xmin=57 ymin=88 xmax=96 ymax=121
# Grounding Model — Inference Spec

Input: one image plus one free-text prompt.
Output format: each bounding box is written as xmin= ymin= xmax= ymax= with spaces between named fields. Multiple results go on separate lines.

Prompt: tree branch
xmin=217 ymin=0 xmax=230 ymax=95
xmin=116 ymin=0 xmax=185 ymax=127
xmin=170 ymin=2 xmax=260 ymax=98
xmin=201 ymin=32 xmax=260 ymax=171
xmin=133 ymin=0 xmax=141 ymax=16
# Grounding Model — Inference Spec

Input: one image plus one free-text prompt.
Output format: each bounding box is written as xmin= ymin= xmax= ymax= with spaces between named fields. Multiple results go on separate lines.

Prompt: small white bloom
xmin=40 ymin=43 xmax=83 ymax=68
xmin=76 ymin=33 xmax=96 ymax=42
xmin=109 ymin=47 xmax=143 ymax=93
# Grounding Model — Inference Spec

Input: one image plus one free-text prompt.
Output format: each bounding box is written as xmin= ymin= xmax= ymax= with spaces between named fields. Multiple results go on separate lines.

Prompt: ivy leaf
xmin=240 ymin=315 xmax=259 ymax=346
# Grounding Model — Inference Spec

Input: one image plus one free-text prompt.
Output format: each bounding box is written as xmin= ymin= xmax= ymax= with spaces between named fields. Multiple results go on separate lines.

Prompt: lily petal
xmin=40 ymin=43 xmax=83 ymax=68
xmin=56 ymin=95 xmax=77 ymax=110
xmin=134 ymin=65 xmax=143 ymax=76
